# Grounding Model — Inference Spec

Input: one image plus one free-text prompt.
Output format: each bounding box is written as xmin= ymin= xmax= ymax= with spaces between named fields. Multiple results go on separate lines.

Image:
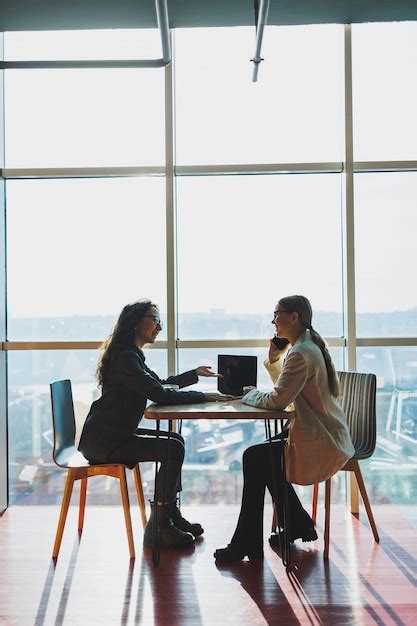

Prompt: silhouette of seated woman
xmin=214 ymin=295 xmax=355 ymax=561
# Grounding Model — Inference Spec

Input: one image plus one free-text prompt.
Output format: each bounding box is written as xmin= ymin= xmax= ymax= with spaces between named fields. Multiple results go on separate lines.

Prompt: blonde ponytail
xmin=309 ymin=327 xmax=340 ymax=398
xmin=278 ymin=294 xmax=340 ymax=398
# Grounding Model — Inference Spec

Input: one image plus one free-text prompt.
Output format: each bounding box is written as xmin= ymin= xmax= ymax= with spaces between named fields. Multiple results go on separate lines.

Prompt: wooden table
xmin=144 ymin=398 xmax=292 ymax=567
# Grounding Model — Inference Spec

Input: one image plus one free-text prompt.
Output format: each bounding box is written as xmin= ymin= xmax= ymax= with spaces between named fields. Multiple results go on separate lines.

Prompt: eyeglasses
xmin=273 ymin=309 xmax=292 ymax=319
xmin=143 ymin=315 xmax=163 ymax=327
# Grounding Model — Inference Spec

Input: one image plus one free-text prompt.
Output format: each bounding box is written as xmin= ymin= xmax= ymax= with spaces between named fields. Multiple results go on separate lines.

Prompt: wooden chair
xmin=50 ymin=379 xmax=147 ymax=559
xmin=312 ymin=371 xmax=380 ymax=560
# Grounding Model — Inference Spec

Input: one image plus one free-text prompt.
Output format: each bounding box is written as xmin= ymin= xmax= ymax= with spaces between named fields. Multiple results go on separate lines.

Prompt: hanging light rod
xmin=251 ymin=0 xmax=270 ymax=82
xmin=0 ymin=0 xmax=171 ymax=70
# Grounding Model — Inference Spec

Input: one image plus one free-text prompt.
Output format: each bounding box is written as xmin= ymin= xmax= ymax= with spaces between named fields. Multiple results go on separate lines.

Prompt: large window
xmin=357 ymin=347 xmax=417 ymax=505
xmin=5 ymin=70 xmax=164 ymax=168
xmin=7 ymin=177 xmax=167 ymax=340
xmin=352 ymin=22 xmax=417 ymax=161
xmin=2 ymin=23 xmax=417 ymax=510
xmin=8 ymin=349 xmax=97 ymax=504
xmin=4 ymin=30 xmax=164 ymax=168
xmin=351 ymin=22 xmax=417 ymax=509
xmin=175 ymin=25 xmax=343 ymax=164
xmin=354 ymin=172 xmax=417 ymax=337
xmin=8 ymin=348 xmax=167 ymax=505
xmin=177 ymin=174 xmax=343 ymax=338
xmin=4 ymin=29 xmax=162 ymax=61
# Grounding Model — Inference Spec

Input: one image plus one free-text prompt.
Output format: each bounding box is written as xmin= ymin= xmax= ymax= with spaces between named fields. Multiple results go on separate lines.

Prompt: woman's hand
xmin=268 ymin=339 xmax=289 ymax=364
xmin=196 ymin=365 xmax=222 ymax=378
xmin=204 ymin=392 xmax=236 ymax=402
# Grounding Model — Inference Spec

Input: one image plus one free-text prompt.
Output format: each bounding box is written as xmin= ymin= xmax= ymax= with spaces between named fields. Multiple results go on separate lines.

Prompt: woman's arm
xmin=164 ymin=365 xmax=220 ymax=389
xmin=243 ymin=352 xmax=308 ymax=410
xmin=114 ymin=351 xmax=205 ymax=404
xmin=264 ymin=354 xmax=285 ymax=385
xmin=163 ymin=370 xmax=199 ymax=389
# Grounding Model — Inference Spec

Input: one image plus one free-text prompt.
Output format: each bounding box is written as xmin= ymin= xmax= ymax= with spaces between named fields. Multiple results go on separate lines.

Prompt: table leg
xmin=280 ymin=427 xmax=291 ymax=567
xmin=177 ymin=419 xmax=183 ymax=508
xmin=161 ymin=421 xmax=172 ymax=510
xmin=266 ymin=419 xmax=291 ymax=568
xmin=152 ymin=419 xmax=172 ymax=566
xmin=266 ymin=420 xmax=281 ymax=547
xmin=152 ymin=419 xmax=161 ymax=565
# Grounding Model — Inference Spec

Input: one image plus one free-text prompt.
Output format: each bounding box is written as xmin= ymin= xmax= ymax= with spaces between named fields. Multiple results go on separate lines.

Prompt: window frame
xmin=2 ymin=25 xmax=417 ymax=512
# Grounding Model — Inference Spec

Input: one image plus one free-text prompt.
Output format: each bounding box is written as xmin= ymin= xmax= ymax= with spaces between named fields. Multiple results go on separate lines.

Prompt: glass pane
xmin=354 ymin=173 xmax=417 ymax=336
xmin=8 ymin=349 xmax=166 ymax=505
xmin=6 ymin=178 xmax=167 ymax=340
xmin=175 ymin=25 xmax=343 ymax=165
xmin=177 ymin=174 xmax=343 ymax=339
xmin=352 ymin=22 xmax=417 ymax=161
xmin=178 ymin=347 xmax=344 ymax=505
xmin=5 ymin=29 xmax=161 ymax=61
xmin=5 ymin=69 xmax=164 ymax=167
xmin=357 ymin=347 xmax=417 ymax=505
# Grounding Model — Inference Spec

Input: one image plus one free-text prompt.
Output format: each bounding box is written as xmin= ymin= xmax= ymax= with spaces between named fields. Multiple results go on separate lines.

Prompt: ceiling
xmin=0 ymin=0 xmax=417 ymax=31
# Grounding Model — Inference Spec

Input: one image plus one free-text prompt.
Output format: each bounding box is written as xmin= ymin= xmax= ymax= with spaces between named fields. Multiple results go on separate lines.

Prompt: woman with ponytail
xmin=214 ymin=295 xmax=355 ymax=562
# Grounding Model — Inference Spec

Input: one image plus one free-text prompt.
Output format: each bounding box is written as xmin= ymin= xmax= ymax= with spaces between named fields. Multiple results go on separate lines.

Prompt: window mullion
xmin=343 ymin=24 xmax=357 ymax=371
xmin=165 ymin=30 xmax=177 ymax=376
xmin=0 ymin=31 xmax=8 ymax=512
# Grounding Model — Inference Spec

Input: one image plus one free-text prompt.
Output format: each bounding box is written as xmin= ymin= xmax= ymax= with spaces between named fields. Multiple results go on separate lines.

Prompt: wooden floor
xmin=0 ymin=503 xmax=416 ymax=625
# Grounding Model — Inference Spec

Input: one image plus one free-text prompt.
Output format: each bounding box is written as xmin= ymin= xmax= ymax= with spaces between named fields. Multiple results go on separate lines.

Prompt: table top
xmin=144 ymin=398 xmax=289 ymax=420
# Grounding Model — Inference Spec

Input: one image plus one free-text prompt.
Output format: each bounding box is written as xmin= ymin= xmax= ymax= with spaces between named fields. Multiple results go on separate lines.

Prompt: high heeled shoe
xmin=213 ymin=543 xmax=264 ymax=562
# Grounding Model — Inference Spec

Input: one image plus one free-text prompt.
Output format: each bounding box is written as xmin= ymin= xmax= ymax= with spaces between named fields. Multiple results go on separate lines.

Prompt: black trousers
xmin=230 ymin=437 xmax=313 ymax=552
xmin=107 ymin=427 xmax=184 ymax=503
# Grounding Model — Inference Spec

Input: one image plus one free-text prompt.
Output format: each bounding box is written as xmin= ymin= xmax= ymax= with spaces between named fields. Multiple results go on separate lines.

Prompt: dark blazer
xmin=78 ymin=345 xmax=205 ymax=463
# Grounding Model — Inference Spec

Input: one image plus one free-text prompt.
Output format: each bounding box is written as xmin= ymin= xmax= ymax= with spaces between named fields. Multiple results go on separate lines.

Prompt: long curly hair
xmin=97 ymin=299 xmax=157 ymax=388
xmin=279 ymin=294 xmax=340 ymax=398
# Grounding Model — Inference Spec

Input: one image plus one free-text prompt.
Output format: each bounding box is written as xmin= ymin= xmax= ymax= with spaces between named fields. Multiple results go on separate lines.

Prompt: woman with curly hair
xmin=78 ymin=298 xmax=232 ymax=550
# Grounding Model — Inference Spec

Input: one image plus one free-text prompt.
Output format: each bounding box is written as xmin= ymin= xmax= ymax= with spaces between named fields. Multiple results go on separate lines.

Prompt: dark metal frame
xmin=151 ymin=416 xmax=291 ymax=568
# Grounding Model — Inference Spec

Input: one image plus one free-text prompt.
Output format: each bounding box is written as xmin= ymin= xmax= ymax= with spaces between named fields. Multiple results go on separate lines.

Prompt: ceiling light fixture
xmin=251 ymin=0 xmax=270 ymax=82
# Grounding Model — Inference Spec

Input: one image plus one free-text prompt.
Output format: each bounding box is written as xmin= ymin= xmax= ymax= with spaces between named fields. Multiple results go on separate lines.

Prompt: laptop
xmin=217 ymin=354 xmax=258 ymax=396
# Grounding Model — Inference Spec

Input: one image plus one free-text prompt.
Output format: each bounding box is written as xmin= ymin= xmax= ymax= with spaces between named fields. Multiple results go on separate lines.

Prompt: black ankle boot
xmin=269 ymin=523 xmax=318 ymax=547
xmin=143 ymin=501 xmax=195 ymax=550
xmin=169 ymin=500 xmax=204 ymax=537
xmin=214 ymin=543 xmax=264 ymax=562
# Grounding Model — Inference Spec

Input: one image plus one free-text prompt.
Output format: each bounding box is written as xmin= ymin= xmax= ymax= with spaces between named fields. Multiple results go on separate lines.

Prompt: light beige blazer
xmin=243 ymin=330 xmax=355 ymax=485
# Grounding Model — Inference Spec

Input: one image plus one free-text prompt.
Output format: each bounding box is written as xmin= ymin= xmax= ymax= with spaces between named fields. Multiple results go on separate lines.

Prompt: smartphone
xmin=272 ymin=336 xmax=289 ymax=349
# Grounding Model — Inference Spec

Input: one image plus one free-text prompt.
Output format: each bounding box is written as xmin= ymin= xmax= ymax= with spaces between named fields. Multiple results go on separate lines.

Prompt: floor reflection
xmin=135 ymin=543 xmax=203 ymax=626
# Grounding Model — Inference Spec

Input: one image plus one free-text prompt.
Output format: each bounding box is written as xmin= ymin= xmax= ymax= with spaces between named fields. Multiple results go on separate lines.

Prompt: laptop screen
xmin=217 ymin=354 xmax=258 ymax=396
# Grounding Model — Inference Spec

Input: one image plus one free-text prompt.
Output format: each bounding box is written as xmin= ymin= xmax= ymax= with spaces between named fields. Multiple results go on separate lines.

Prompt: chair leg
xmin=312 ymin=483 xmax=319 ymax=525
xmin=271 ymin=504 xmax=277 ymax=532
xmin=323 ymin=478 xmax=331 ymax=561
xmin=78 ymin=477 xmax=88 ymax=533
xmin=133 ymin=465 xmax=147 ymax=529
xmin=118 ymin=467 xmax=135 ymax=559
xmin=52 ymin=469 xmax=76 ymax=559
xmin=352 ymin=461 xmax=380 ymax=543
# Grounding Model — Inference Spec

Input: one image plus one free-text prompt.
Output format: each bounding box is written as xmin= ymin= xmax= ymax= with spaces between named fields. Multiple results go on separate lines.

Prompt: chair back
xmin=50 ymin=379 xmax=77 ymax=465
xmin=337 ymin=371 xmax=377 ymax=460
